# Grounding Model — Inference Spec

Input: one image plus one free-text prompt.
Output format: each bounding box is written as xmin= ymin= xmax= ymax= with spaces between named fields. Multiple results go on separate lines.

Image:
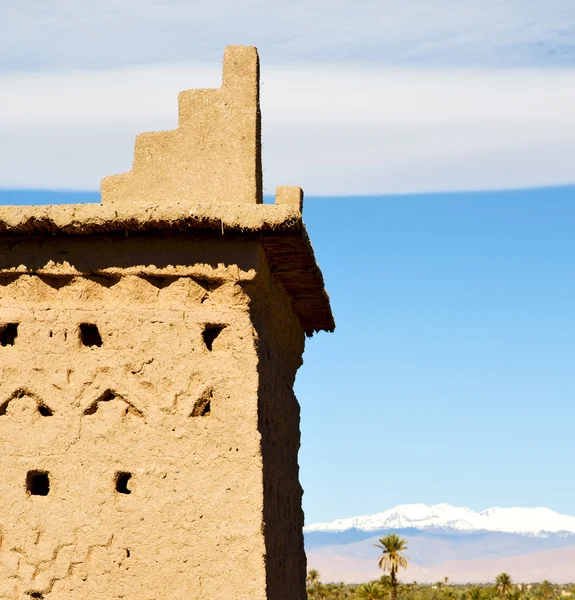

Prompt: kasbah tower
xmin=0 ymin=46 xmax=334 ymax=599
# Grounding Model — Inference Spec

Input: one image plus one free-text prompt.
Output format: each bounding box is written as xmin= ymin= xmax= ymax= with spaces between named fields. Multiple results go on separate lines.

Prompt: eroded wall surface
xmin=0 ymin=235 xmax=270 ymax=600
xmin=250 ymin=258 xmax=307 ymax=600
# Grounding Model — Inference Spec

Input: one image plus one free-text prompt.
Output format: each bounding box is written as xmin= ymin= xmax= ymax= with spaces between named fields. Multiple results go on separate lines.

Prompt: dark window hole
xmin=116 ymin=472 xmax=132 ymax=495
xmin=0 ymin=323 xmax=18 ymax=346
xmin=29 ymin=593 xmax=44 ymax=599
xmin=38 ymin=404 xmax=53 ymax=417
xmin=202 ymin=325 xmax=224 ymax=351
xmin=84 ymin=390 xmax=116 ymax=415
xmin=80 ymin=323 xmax=102 ymax=347
xmin=190 ymin=389 xmax=213 ymax=417
xmin=126 ymin=548 xmax=131 ymax=558
xmin=27 ymin=471 xmax=50 ymax=496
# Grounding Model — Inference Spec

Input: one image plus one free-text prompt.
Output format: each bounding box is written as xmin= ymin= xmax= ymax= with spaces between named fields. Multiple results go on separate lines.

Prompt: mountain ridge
xmin=304 ymin=503 xmax=575 ymax=536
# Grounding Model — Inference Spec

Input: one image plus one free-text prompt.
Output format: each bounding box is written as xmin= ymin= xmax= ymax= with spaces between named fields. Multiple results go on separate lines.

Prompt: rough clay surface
xmin=0 ymin=237 xmax=304 ymax=599
xmin=101 ymin=45 xmax=263 ymax=206
xmin=0 ymin=44 xmax=332 ymax=599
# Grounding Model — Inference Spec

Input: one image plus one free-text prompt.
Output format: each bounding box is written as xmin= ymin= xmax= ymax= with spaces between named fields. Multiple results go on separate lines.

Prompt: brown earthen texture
xmin=0 ymin=236 xmax=266 ymax=599
xmin=251 ymin=258 xmax=308 ymax=600
xmin=101 ymin=45 xmax=263 ymax=206
xmin=0 ymin=45 xmax=333 ymax=599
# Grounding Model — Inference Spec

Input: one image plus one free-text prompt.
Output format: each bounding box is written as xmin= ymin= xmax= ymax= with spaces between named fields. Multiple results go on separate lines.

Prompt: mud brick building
xmin=0 ymin=46 xmax=333 ymax=599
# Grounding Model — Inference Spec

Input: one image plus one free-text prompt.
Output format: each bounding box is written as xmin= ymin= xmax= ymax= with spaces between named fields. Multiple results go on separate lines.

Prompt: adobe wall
xmin=248 ymin=257 xmax=308 ymax=599
xmin=0 ymin=233 xmax=272 ymax=599
xmin=101 ymin=45 xmax=262 ymax=206
xmin=0 ymin=44 xmax=334 ymax=599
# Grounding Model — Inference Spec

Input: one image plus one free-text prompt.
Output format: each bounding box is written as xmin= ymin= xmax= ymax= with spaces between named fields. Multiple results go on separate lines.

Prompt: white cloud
xmin=1 ymin=65 xmax=574 ymax=195
xmin=1 ymin=0 xmax=575 ymax=71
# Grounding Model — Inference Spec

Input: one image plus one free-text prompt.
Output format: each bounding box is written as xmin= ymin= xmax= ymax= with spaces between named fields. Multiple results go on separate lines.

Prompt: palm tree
xmin=507 ymin=589 xmax=523 ymax=600
xmin=307 ymin=569 xmax=320 ymax=588
xmin=355 ymin=582 xmax=386 ymax=600
xmin=540 ymin=581 xmax=554 ymax=600
xmin=495 ymin=573 xmax=514 ymax=599
xmin=331 ymin=582 xmax=347 ymax=599
xmin=315 ymin=583 xmax=328 ymax=600
xmin=306 ymin=569 xmax=322 ymax=599
xmin=374 ymin=534 xmax=409 ymax=600
xmin=469 ymin=586 xmax=483 ymax=600
xmin=444 ymin=587 xmax=457 ymax=600
xmin=534 ymin=588 xmax=546 ymax=600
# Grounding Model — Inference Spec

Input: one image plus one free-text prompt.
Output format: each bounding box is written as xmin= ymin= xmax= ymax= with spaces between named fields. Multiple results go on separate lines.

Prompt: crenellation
xmin=275 ymin=186 xmax=304 ymax=212
xmin=102 ymin=45 xmax=262 ymax=206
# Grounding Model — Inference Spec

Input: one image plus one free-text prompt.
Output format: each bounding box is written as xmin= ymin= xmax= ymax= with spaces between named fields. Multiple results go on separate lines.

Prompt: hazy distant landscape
xmin=305 ymin=504 xmax=575 ymax=584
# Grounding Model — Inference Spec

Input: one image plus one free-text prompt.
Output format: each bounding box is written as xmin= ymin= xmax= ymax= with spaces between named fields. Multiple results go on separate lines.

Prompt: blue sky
xmin=2 ymin=1 xmax=575 ymax=524
xmin=298 ymin=187 xmax=575 ymax=523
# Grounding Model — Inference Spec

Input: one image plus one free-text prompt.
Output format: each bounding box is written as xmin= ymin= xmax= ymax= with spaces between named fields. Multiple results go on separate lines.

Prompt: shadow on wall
xmin=0 ymin=234 xmax=261 ymax=274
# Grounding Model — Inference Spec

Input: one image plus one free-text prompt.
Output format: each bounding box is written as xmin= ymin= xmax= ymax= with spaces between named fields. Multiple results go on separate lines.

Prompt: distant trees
xmin=380 ymin=576 xmax=393 ymax=595
xmin=307 ymin=569 xmax=323 ymax=599
xmin=539 ymin=581 xmax=554 ymax=600
xmin=306 ymin=539 xmax=567 ymax=600
xmin=495 ymin=573 xmax=514 ymax=599
xmin=307 ymin=570 xmax=351 ymax=600
xmin=507 ymin=589 xmax=523 ymax=600
xmin=355 ymin=581 xmax=387 ymax=599
xmin=374 ymin=534 xmax=409 ymax=600
xmin=303 ymin=574 xmax=570 ymax=600
xmin=468 ymin=586 xmax=483 ymax=600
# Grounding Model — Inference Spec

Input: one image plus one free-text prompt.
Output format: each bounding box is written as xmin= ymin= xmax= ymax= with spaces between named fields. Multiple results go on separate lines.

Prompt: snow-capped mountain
xmin=304 ymin=503 xmax=575 ymax=536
